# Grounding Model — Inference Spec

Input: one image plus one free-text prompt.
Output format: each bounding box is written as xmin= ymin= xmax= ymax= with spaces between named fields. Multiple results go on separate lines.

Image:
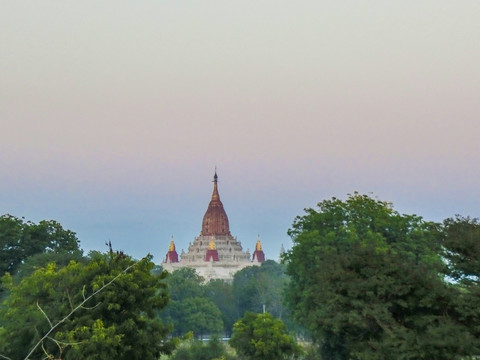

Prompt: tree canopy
xmin=284 ymin=193 xmax=478 ymax=359
xmin=443 ymin=216 xmax=480 ymax=343
xmin=159 ymin=267 xmax=223 ymax=338
xmin=0 ymin=251 xmax=173 ymax=360
xmin=232 ymin=260 xmax=290 ymax=320
xmin=205 ymin=278 xmax=237 ymax=336
xmin=230 ymin=311 xmax=302 ymax=360
xmin=0 ymin=214 xmax=81 ymax=276
xmin=167 ymin=336 xmax=236 ymax=360
xmin=160 ymin=263 xmax=294 ymax=339
xmin=443 ymin=215 xmax=480 ymax=284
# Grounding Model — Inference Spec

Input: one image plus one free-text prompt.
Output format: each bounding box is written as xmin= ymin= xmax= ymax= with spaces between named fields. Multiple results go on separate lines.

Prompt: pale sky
xmin=1 ymin=1 xmax=479 ymax=261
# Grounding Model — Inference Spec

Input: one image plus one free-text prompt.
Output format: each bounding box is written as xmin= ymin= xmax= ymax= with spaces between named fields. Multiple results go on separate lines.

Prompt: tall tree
xmin=0 ymin=215 xmax=81 ymax=276
xmin=233 ymin=265 xmax=263 ymax=316
xmin=443 ymin=216 xmax=480 ymax=343
xmin=205 ymin=278 xmax=237 ymax=335
xmin=443 ymin=215 xmax=480 ymax=284
xmin=284 ymin=194 xmax=476 ymax=359
xmin=232 ymin=260 xmax=289 ymax=320
xmin=0 ymin=251 xmax=173 ymax=360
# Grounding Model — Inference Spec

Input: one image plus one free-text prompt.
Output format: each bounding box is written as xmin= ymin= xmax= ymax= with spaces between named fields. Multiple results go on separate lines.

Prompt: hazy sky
xmin=1 ymin=1 xmax=479 ymax=261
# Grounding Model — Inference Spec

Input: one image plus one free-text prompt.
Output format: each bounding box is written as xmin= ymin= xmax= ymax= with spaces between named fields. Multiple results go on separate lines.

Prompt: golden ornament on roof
xmin=255 ymin=237 xmax=262 ymax=251
xmin=169 ymin=237 xmax=175 ymax=251
xmin=209 ymin=238 xmax=216 ymax=250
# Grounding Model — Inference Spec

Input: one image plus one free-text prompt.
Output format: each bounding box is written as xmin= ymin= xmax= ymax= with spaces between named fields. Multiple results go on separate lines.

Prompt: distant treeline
xmin=156 ymin=260 xmax=294 ymax=338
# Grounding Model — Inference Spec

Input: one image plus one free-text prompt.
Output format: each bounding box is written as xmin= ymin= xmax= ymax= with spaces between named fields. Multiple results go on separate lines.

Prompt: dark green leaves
xmin=284 ymin=193 xmax=476 ymax=360
xmin=0 ymin=251 xmax=172 ymax=360
xmin=0 ymin=214 xmax=82 ymax=276
xmin=230 ymin=312 xmax=302 ymax=360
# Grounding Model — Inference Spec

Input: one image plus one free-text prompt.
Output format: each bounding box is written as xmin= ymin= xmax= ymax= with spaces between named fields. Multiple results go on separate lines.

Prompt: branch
xmin=44 ymin=336 xmax=83 ymax=360
xmin=67 ymin=289 xmax=74 ymax=311
xmin=23 ymin=259 xmax=141 ymax=360
xmin=36 ymin=301 xmax=53 ymax=328
xmin=40 ymin=343 xmax=52 ymax=360
xmin=80 ymin=302 xmax=102 ymax=310
xmin=47 ymin=336 xmax=83 ymax=347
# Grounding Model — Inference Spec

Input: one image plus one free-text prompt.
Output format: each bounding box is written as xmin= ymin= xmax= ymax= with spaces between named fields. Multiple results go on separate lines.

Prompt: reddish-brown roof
xmin=201 ymin=172 xmax=231 ymax=236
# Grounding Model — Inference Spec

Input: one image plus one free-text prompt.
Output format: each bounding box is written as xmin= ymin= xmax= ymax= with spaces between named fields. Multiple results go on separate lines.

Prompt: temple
xmin=252 ymin=237 xmax=265 ymax=263
xmin=165 ymin=237 xmax=179 ymax=263
xmin=162 ymin=171 xmax=265 ymax=280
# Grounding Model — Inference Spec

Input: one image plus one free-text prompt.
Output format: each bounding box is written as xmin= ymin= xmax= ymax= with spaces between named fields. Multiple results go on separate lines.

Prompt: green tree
xmin=166 ymin=297 xmax=223 ymax=338
xmin=443 ymin=216 xmax=480 ymax=344
xmin=160 ymin=268 xmax=224 ymax=338
xmin=205 ymin=279 xmax=237 ymax=336
xmin=0 ymin=251 xmax=174 ymax=360
xmin=443 ymin=215 xmax=480 ymax=284
xmin=284 ymin=194 xmax=476 ymax=359
xmin=168 ymin=336 xmax=236 ymax=360
xmin=166 ymin=267 xmax=206 ymax=301
xmin=13 ymin=250 xmax=86 ymax=282
xmin=256 ymin=261 xmax=290 ymax=320
xmin=0 ymin=215 xmax=81 ymax=276
xmin=232 ymin=261 xmax=290 ymax=320
xmin=233 ymin=265 xmax=262 ymax=315
xmin=230 ymin=311 xmax=302 ymax=360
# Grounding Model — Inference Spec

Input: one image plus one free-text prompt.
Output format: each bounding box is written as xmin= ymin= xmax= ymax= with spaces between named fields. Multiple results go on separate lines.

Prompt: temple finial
xmin=211 ymin=169 xmax=220 ymax=200
xmin=256 ymin=236 xmax=262 ymax=251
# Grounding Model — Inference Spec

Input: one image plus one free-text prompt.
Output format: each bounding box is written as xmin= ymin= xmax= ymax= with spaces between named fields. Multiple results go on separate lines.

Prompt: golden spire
xmin=255 ymin=236 xmax=262 ymax=251
xmin=211 ymin=169 xmax=220 ymax=201
xmin=169 ymin=236 xmax=175 ymax=251
xmin=209 ymin=237 xmax=216 ymax=250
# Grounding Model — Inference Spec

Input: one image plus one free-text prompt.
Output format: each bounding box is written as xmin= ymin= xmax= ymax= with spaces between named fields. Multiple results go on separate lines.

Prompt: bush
xmin=168 ymin=337 xmax=237 ymax=360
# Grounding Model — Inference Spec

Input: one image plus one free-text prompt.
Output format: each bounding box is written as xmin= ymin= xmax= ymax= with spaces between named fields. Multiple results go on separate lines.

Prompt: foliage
xmin=232 ymin=261 xmax=290 ymax=320
xmin=230 ymin=311 xmax=302 ymax=360
xmin=161 ymin=262 xmax=294 ymax=338
xmin=0 ymin=214 xmax=81 ymax=276
xmin=443 ymin=216 xmax=480 ymax=343
xmin=443 ymin=215 xmax=480 ymax=284
xmin=166 ymin=267 xmax=206 ymax=301
xmin=0 ymin=251 xmax=174 ymax=360
xmin=284 ymin=193 xmax=477 ymax=359
xmin=167 ymin=337 xmax=236 ymax=360
xmin=299 ymin=344 xmax=322 ymax=360
xmin=166 ymin=297 xmax=224 ymax=337
xmin=232 ymin=266 xmax=262 ymax=315
xmin=160 ymin=268 xmax=224 ymax=337
xmin=205 ymin=279 xmax=237 ymax=336
xmin=13 ymin=250 xmax=86 ymax=282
